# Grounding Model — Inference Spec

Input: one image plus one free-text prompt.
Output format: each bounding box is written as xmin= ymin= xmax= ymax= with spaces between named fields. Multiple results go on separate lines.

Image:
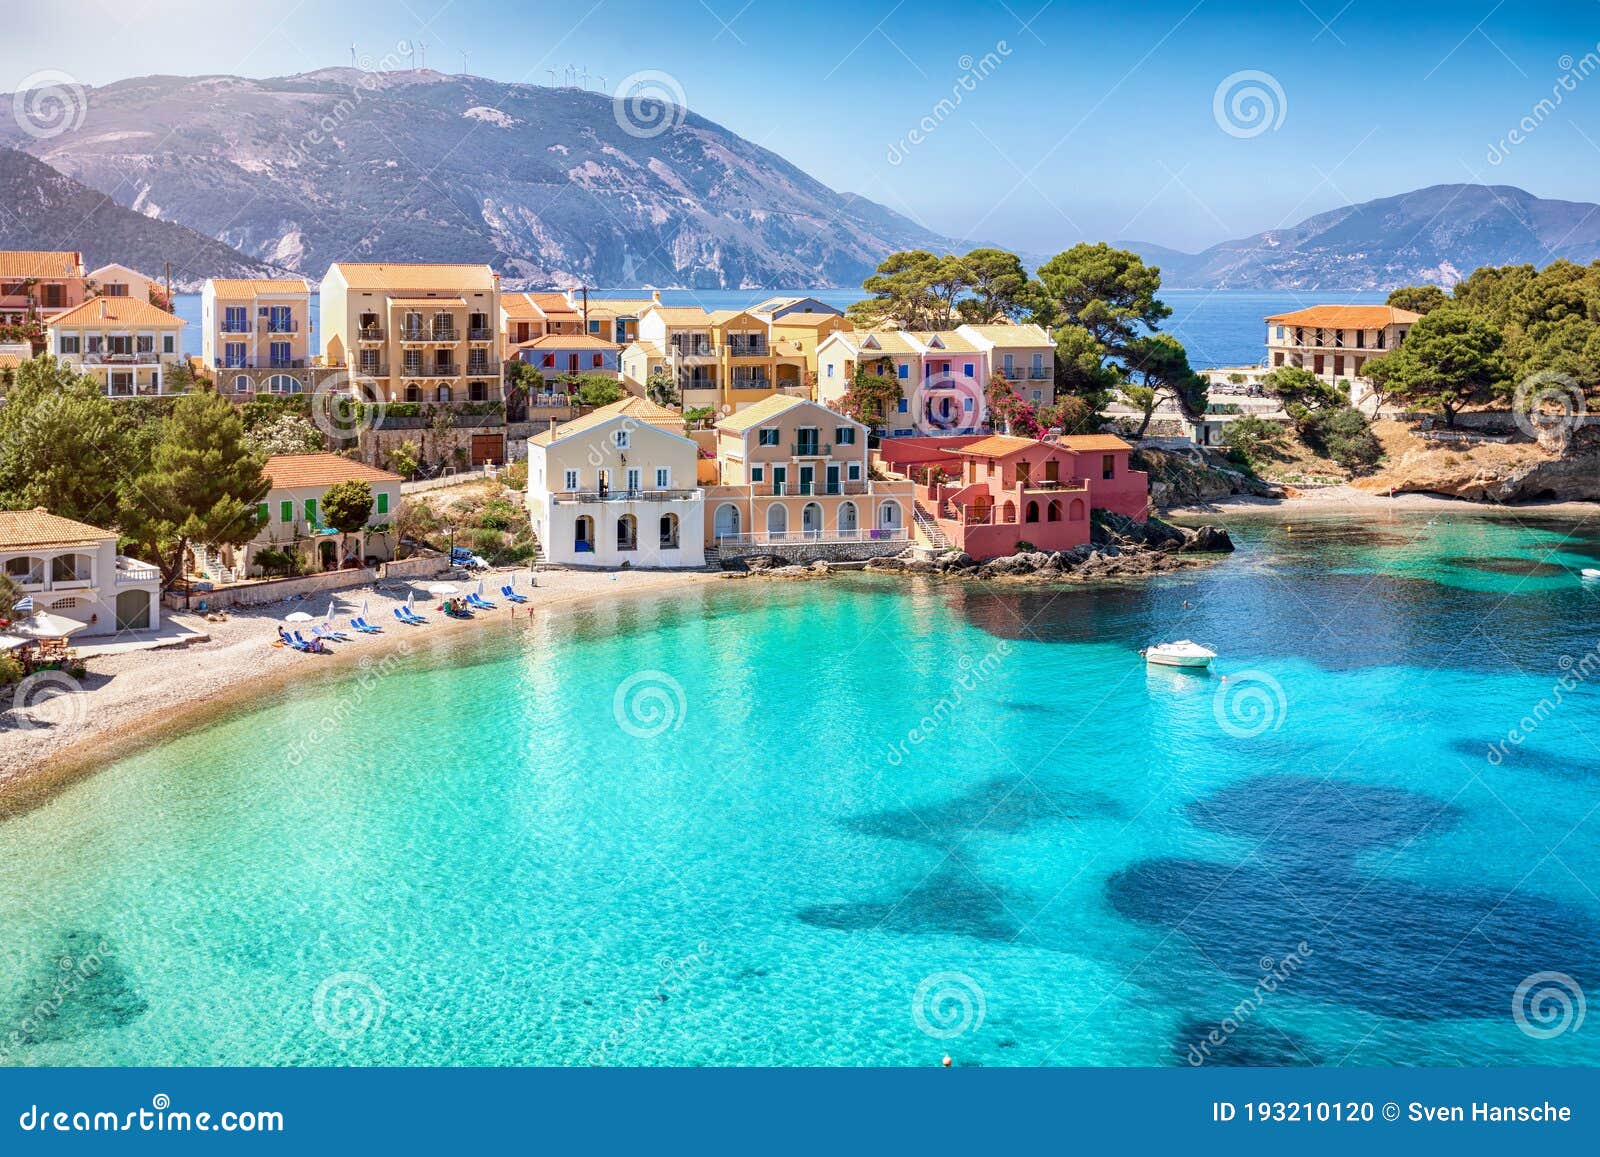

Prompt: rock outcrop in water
xmin=1359 ymin=421 xmax=1600 ymax=504
xmin=1134 ymin=446 xmax=1284 ymax=508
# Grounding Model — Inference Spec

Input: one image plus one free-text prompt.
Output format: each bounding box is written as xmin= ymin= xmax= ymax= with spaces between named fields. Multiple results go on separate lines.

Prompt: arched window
xmin=1002 ymin=500 xmax=1017 ymax=524
xmin=616 ymin=514 xmax=638 ymax=551
xmin=1025 ymin=500 xmax=1040 ymax=524
xmin=878 ymin=501 xmax=902 ymax=530
xmin=405 ymin=383 xmax=421 ymax=402
xmin=574 ymin=516 xmax=595 ymax=553
xmin=266 ymin=374 xmax=302 ymax=394
xmin=1047 ymin=500 xmax=1062 ymax=523
xmin=659 ymin=513 xmax=679 ymax=549
xmin=766 ymin=504 xmax=788 ymax=541
xmin=232 ymin=374 xmax=252 ymax=394
xmin=1069 ymin=498 xmax=1085 ymax=521
xmin=713 ymin=504 xmax=741 ymax=541
xmin=802 ymin=502 xmax=823 ymax=539
xmin=4 ymin=555 xmax=44 ymax=585
xmin=838 ymin=501 xmax=858 ymax=534
xmin=436 ymin=385 xmax=452 ymax=403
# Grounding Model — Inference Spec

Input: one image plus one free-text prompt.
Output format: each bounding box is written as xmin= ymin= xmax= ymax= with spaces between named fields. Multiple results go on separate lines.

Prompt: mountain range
xmin=0 ymin=69 xmax=951 ymax=290
xmin=1124 ymin=184 xmax=1600 ymax=291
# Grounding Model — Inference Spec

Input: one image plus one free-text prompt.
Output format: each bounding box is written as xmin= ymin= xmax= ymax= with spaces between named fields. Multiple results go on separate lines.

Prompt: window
xmin=847 ymin=462 xmax=861 ymax=481
xmin=758 ymin=428 xmax=780 ymax=446
xmin=163 ymin=334 xmax=175 ymax=354
xmin=270 ymin=341 xmax=290 ymax=366
xmin=223 ymin=306 xmax=248 ymax=332
xmin=592 ymin=353 xmax=603 ymax=368
xmin=224 ymin=342 xmax=246 ymax=368
xmin=305 ymin=498 xmax=318 ymax=524
xmin=613 ymin=429 xmax=630 ymax=449
xmin=963 ymin=397 xmax=974 ymax=412
xmin=564 ymin=469 xmax=579 ymax=491
xmin=588 ymin=320 xmax=600 ymax=334
xmin=826 ymin=364 xmax=834 ymax=378
xmin=655 ymin=467 xmax=670 ymax=488
xmin=136 ymin=335 xmax=154 ymax=354
xmin=626 ymin=468 xmax=641 ymax=492
xmin=751 ymin=465 xmax=765 ymax=483
xmin=104 ymin=283 xmax=129 ymax=297
xmin=543 ymin=354 xmax=556 ymax=368
xmin=58 ymin=335 xmax=80 ymax=354
xmin=51 ymin=554 xmax=90 ymax=582
xmin=256 ymin=502 xmax=269 ymax=523
xmin=897 ymin=398 xmax=908 ymax=413
xmin=897 ymin=364 xmax=909 ymax=379
xmin=963 ymin=363 xmax=974 ymax=377
xmin=1102 ymin=455 xmax=1115 ymax=480
xmin=1032 ymin=353 xmax=1044 ymax=374
xmin=376 ymin=493 xmax=389 ymax=515
xmin=280 ymin=500 xmax=293 ymax=522
xmin=835 ymin=426 xmax=856 ymax=445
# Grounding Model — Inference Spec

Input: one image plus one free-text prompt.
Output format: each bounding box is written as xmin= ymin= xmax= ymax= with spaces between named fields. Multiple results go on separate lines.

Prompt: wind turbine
xmin=417 ymin=41 xmax=428 ymax=69
xmin=349 ymin=42 xmax=358 ymax=67
xmin=545 ymin=68 xmax=557 ymax=85
xmin=461 ymin=49 xmax=470 ymax=75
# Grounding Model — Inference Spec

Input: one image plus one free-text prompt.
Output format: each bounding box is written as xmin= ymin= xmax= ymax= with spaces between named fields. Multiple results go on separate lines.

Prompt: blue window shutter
xmin=963 ymin=363 xmax=973 ymax=377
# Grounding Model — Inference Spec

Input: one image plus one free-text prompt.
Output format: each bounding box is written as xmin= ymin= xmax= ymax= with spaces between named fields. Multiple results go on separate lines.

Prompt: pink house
xmin=915 ymin=433 xmax=1150 ymax=560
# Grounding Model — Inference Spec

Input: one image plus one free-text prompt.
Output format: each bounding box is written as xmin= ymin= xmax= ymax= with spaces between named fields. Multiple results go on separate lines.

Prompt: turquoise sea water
xmin=3 ymin=510 xmax=1600 ymax=1067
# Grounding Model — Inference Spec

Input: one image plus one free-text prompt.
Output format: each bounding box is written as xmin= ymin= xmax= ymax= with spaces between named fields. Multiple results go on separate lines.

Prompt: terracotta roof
xmin=517 ymin=334 xmax=619 ymax=350
xmin=1264 ymin=305 xmax=1420 ymax=328
xmin=261 ymin=453 xmax=403 ymax=490
xmin=1054 ymin=434 xmax=1133 ymax=452
xmin=48 ymin=297 xmax=183 ymax=328
xmin=583 ymin=299 xmax=653 ymax=317
xmin=910 ymin=331 xmax=979 ymax=354
xmin=646 ymin=306 xmax=716 ymax=326
xmin=208 ymin=278 xmax=310 ymax=296
xmin=836 ymin=330 xmax=919 ymax=356
xmin=958 ymin=322 xmax=1051 ymax=347
xmin=327 ymin=263 xmax=496 ymax=291
xmin=0 ymin=508 xmax=114 ymax=551
xmin=527 ymin=292 xmax=578 ymax=316
xmin=624 ymin=340 xmax=667 ymax=359
xmin=772 ymin=313 xmax=849 ymax=328
xmin=944 ymin=434 xmax=1040 ymax=458
xmin=0 ymin=353 xmax=27 ymax=370
xmin=716 ymin=394 xmax=810 ymax=433
xmin=529 ymin=397 xmax=684 ymax=446
xmin=0 ymin=251 xmax=82 ymax=279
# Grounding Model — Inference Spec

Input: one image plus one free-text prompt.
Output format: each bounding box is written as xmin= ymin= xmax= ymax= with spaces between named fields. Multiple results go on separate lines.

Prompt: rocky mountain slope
xmin=0 ymin=148 xmax=280 ymax=289
xmin=1128 ymin=185 xmax=1600 ymax=291
xmin=0 ymin=69 xmax=952 ymax=288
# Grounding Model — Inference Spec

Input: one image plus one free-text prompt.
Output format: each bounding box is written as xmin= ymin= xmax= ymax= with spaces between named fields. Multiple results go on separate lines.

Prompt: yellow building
xmin=320 ymin=263 xmax=501 ymax=405
xmin=46 ymin=296 xmax=185 ymax=397
xmin=769 ymin=312 xmax=852 ymax=384
xmin=703 ymin=394 xmax=911 ymax=552
xmin=202 ymin=277 xmax=315 ymax=395
xmin=622 ymin=306 xmax=807 ymax=413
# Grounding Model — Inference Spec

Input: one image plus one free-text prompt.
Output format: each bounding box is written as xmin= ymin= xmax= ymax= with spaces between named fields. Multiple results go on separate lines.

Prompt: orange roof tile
xmin=517 ymin=334 xmax=619 ymax=350
xmin=0 ymin=250 xmax=82 ymax=279
xmin=327 ymin=263 xmax=496 ymax=291
xmin=1264 ymin=305 xmax=1420 ymax=328
xmin=48 ymin=297 xmax=183 ymax=328
xmin=208 ymin=278 xmax=310 ymax=296
xmin=945 ymin=434 xmax=1040 ymax=458
xmin=527 ymin=292 xmax=578 ymax=316
xmin=0 ymin=508 xmax=114 ymax=550
xmin=261 ymin=454 xmax=403 ymax=490
xmin=1054 ymin=434 xmax=1133 ymax=452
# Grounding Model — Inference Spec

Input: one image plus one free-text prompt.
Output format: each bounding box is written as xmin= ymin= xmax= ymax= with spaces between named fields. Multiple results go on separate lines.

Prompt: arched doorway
xmin=802 ymin=502 xmax=823 ymax=539
xmin=318 ymin=541 xmax=337 ymax=570
xmin=766 ymin=504 xmax=788 ymax=541
xmin=1001 ymin=500 xmax=1016 ymax=524
xmin=877 ymin=501 xmax=902 ymax=532
xmin=713 ymin=504 xmax=741 ymax=541
xmin=1047 ymin=500 xmax=1062 ymax=523
xmin=115 ymin=589 xmax=151 ymax=631
xmin=616 ymin=514 xmax=638 ymax=552
xmin=838 ymin=501 xmax=858 ymax=535
xmin=405 ymin=383 xmax=421 ymax=402
xmin=1025 ymin=500 xmax=1040 ymax=523
xmin=659 ymin=513 xmax=679 ymax=549
xmin=574 ymin=516 xmax=594 ymax=553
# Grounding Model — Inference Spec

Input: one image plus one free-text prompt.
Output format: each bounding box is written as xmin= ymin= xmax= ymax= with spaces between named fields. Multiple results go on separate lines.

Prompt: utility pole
xmin=581 ymin=285 xmax=589 ymax=334
xmin=163 ymin=260 xmax=171 ymax=310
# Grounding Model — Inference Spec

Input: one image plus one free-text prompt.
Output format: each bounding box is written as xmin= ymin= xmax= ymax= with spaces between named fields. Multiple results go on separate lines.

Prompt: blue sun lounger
xmin=466 ymin=593 xmax=496 ymax=610
xmin=350 ymin=617 xmax=382 ymax=634
xmin=500 ymin=585 xmax=528 ymax=604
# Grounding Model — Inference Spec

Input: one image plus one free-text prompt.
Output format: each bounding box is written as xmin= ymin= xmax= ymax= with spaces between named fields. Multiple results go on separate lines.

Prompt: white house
xmin=526 ymin=397 xmax=705 ymax=568
xmin=0 ymin=508 xmax=162 ymax=635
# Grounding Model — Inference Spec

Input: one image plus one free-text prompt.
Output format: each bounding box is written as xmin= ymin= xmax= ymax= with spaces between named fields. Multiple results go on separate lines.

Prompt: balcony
xmin=726 ymin=341 xmax=769 ymax=358
xmin=354 ymin=363 xmax=389 ymax=377
xmin=731 ymin=376 xmax=772 ymax=390
xmin=552 ymin=488 xmax=700 ymax=504
xmin=468 ymin=327 xmax=493 ymax=341
xmin=400 ymin=327 xmax=459 ymax=343
xmin=768 ymin=479 xmax=867 ymax=496
xmin=357 ymin=327 xmax=385 ymax=342
xmin=400 ymin=364 xmax=461 ymax=379
xmin=669 ymin=339 xmax=716 ymax=358
xmin=715 ymin=528 xmax=908 ymax=548
xmin=261 ymin=318 xmax=301 ymax=333
xmin=115 ymin=557 xmax=160 ymax=585
xmin=791 ymin=441 xmax=831 ymax=456
xmin=220 ymin=320 xmax=253 ymax=334
xmin=214 ymin=357 xmax=309 ymax=370
xmin=83 ymin=351 xmax=163 ymax=365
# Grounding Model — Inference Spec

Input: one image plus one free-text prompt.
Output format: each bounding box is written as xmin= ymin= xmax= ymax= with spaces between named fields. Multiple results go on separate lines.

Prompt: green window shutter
xmin=376 ymin=493 xmax=389 ymax=515
xmin=305 ymin=498 xmax=318 ymax=523
xmin=280 ymin=500 xmax=292 ymax=522
xmin=256 ymin=503 xmax=268 ymax=524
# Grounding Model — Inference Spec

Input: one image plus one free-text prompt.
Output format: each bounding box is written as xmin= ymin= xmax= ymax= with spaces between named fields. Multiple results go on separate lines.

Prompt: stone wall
xmin=717 ymin=537 xmax=912 ymax=565
xmin=164 ymin=555 xmax=448 ymax=609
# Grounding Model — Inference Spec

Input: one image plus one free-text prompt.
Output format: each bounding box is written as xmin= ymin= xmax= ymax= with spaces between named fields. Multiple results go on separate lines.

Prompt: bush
xmin=0 ymin=653 xmax=23 ymax=687
xmin=500 ymin=460 xmax=528 ymax=489
xmin=1303 ymin=406 xmax=1381 ymax=469
xmin=1221 ymin=415 xmax=1287 ymax=468
xmin=253 ymin=547 xmax=300 ymax=576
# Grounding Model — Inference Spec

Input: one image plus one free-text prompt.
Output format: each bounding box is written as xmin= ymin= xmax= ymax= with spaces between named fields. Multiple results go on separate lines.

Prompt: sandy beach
xmin=0 ymin=566 xmax=721 ymax=816
xmin=1168 ymin=484 xmax=1600 ymax=520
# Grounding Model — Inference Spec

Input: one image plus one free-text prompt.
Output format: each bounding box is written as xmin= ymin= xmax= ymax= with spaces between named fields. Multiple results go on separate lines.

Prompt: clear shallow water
xmin=4 ymin=511 xmax=1600 ymax=1067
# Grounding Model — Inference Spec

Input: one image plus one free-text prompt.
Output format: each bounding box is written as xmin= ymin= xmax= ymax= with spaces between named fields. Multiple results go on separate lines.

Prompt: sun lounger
xmin=467 ymin=593 xmax=496 ymax=610
xmin=315 ymin=624 xmax=352 ymax=642
xmin=351 ymin=617 xmax=381 ymax=634
xmin=500 ymin=585 xmax=529 ymax=604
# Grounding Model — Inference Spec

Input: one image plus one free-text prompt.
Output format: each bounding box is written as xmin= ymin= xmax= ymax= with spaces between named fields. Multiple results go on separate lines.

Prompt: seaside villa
xmin=0 ymin=508 xmax=162 ymax=635
xmin=703 ymin=395 xmax=912 ymax=555
xmin=526 ymin=397 xmax=705 ymax=568
xmin=0 ymin=250 xmax=87 ymax=327
xmin=909 ymin=433 xmax=1149 ymax=561
xmin=620 ymin=306 xmax=808 ymax=413
xmin=201 ymin=277 xmax=316 ymax=395
xmin=225 ymin=454 xmax=404 ymax=580
xmin=46 ymin=296 xmax=185 ymax=397
xmin=1265 ymin=304 xmax=1418 ymax=402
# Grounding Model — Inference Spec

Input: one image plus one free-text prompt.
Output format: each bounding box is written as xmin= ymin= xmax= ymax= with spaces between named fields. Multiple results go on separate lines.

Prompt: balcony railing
xmin=354 ymin=363 xmax=389 ymax=377
xmin=791 ymin=441 xmax=830 ymax=456
xmin=715 ymin=528 xmax=908 ymax=548
xmin=1002 ymin=367 xmax=1052 ymax=380
xmin=401 ymin=365 xmax=460 ymax=378
xmin=552 ymin=488 xmax=700 ymax=504
xmin=767 ymin=479 xmax=868 ymax=496
xmin=400 ymin=327 xmax=460 ymax=342
xmin=220 ymin=320 xmax=253 ymax=333
xmin=670 ymin=340 xmax=716 ymax=357
xmin=116 ymin=558 xmax=161 ymax=584
xmin=731 ymin=376 xmax=771 ymax=390
xmin=726 ymin=341 xmax=768 ymax=357
xmin=83 ymin=351 xmax=164 ymax=365
xmin=214 ymin=357 xmax=309 ymax=369
xmin=358 ymin=327 xmax=385 ymax=341
xmin=468 ymin=327 xmax=493 ymax=341
xmin=261 ymin=318 xmax=301 ymax=333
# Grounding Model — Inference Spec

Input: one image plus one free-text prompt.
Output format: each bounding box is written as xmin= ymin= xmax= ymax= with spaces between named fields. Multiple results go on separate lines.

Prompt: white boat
xmin=1583 ymin=568 xmax=1600 ymax=581
xmin=1142 ymin=640 xmax=1217 ymax=669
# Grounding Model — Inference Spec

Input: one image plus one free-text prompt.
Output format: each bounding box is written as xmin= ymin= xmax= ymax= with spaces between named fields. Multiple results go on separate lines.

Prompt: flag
xmin=13 ymin=596 xmax=33 ymax=614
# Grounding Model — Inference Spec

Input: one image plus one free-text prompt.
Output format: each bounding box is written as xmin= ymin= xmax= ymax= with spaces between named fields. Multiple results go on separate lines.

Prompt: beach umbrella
xmin=285 ymin=611 xmax=314 ymax=623
xmin=0 ymin=633 xmax=27 ymax=651
xmin=406 ymin=592 xmax=416 ymax=614
xmin=12 ymin=611 xmax=88 ymax=639
xmin=475 ymin=579 xmax=487 ymax=598
xmin=325 ymin=598 xmax=338 ymax=621
xmin=361 ymin=599 xmax=370 ymax=618
xmin=428 ymin=582 xmax=459 ymax=595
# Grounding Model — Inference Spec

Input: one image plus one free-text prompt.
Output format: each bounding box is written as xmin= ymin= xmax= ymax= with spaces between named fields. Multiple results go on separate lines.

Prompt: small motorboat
xmin=1582 ymin=568 xmax=1600 ymax=581
xmin=1142 ymin=640 xmax=1217 ymax=669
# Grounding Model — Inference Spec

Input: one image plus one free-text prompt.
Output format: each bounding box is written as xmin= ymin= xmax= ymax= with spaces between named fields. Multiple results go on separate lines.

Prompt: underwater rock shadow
xmin=797 ymin=865 xmax=1024 ymax=942
xmin=3 ymin=930 xmax=147 ymax=1052
xmin=844 ymin=773 xmax=1124 ymax=850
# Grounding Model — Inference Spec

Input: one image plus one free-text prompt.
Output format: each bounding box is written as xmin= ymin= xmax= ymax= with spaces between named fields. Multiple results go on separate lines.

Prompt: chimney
xmin=651 ymin=290 xmax=661 ymax=305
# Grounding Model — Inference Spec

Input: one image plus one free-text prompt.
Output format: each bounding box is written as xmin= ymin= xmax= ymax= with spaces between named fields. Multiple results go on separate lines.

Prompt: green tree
xmin=957 ymin=248 xmax=1035 ymax=322
xmin=1221 ymin=415 xmax=1288 ymax=469
xmin=1124 ymin=333 xmax=1208 ymax=423
xmin=576 ymin=375 xmax=625 ymax=407
xmin=0 ymin=357 xmax=133 ymax=525
xmin=848 ymin=250 xmax=945 ymax=331
xmin=1386 ymin=285 xmax=1449 ymax=315
xmin=645 ymin=368 xmax=679 ymax=407
xmin=320 ymin=479 xmax=374 ymax=563
xmin=119 ymin=390 xmax=271 ymax=586
xmin=1362 ymin=307 xmax=1508 ymax=426
xmin=384 ymin=440 xmax=421 ymax=478
xmin=1261 ymin=365 xmax=1344 ymax=413
xmin=1120 ymin=383 xmax=1160 ymax=438
xmin=1034 ymin=243 xmax=1172 ymax=356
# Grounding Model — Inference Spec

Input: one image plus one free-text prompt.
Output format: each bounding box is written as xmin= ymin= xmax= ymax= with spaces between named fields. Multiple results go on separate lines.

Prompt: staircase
xmin=912 ymin=500 xmax=951 ymax=550
xmin=195 ymin=544 xmax=238 ymax=585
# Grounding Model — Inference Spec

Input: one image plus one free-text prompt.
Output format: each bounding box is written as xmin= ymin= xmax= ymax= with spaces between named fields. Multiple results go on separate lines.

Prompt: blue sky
xmin=4 ymin=0 xmax=1597 ymax=252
